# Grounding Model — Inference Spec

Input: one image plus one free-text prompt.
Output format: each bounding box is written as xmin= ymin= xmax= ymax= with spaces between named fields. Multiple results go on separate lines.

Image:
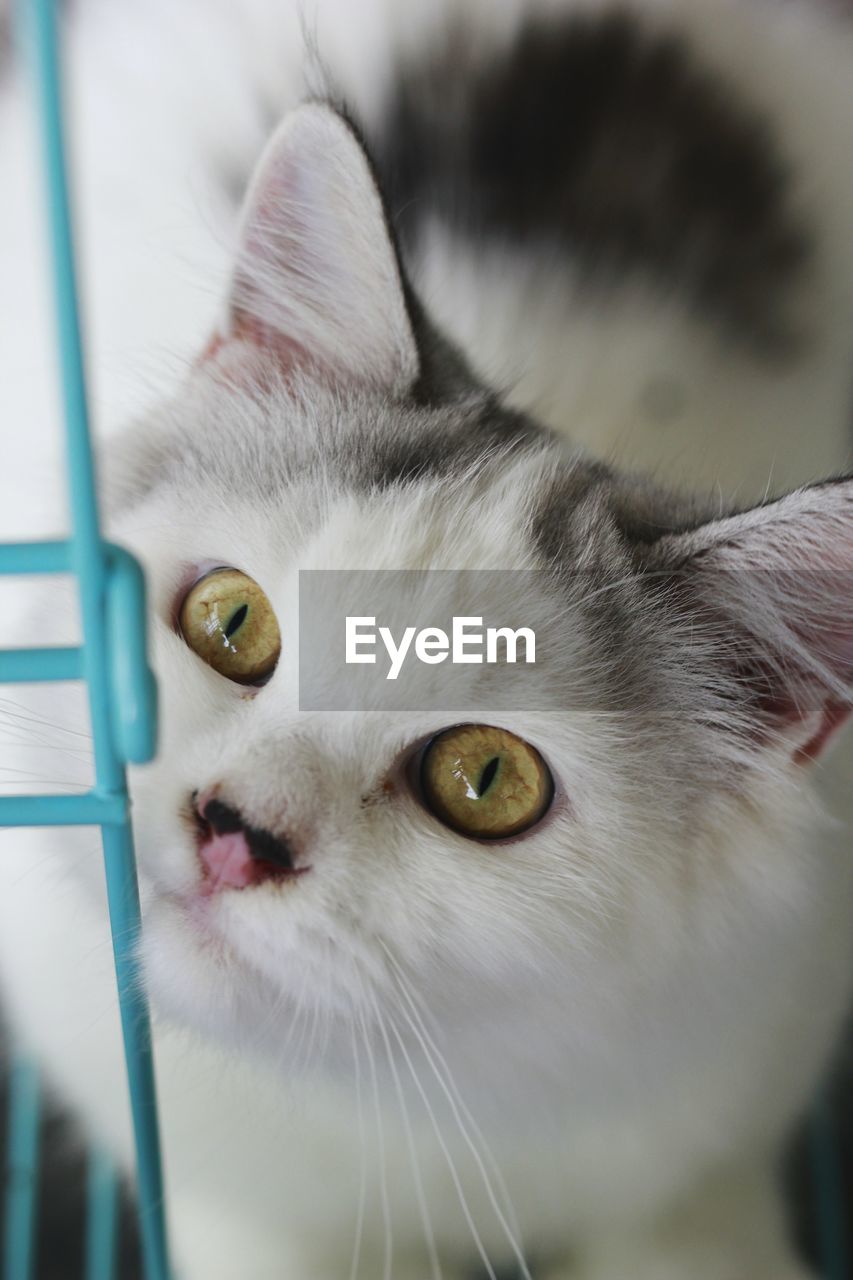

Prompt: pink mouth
xmin=194 ymin=807 xmax=309 ymax=895
xmin=198 ymin=828 xmax=261 ymax=893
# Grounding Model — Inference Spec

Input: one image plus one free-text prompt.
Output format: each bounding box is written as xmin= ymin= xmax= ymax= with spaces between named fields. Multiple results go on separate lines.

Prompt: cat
xmin=1 ymin=2 xmax=853 ymax=1279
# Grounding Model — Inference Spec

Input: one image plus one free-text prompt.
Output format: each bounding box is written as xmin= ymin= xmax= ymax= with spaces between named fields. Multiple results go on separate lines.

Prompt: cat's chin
xmin=140 ymin=891 xmax=283 ymax=1048
xmin=140 ymin=893 xmax=366 ymax=1074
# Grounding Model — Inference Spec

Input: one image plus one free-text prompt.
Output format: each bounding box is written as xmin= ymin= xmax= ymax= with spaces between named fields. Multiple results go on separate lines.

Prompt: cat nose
xmin=192 ymin=793 xmax=306 ymax=892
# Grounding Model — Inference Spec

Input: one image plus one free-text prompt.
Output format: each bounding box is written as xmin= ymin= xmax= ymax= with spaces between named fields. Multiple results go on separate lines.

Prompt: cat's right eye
xmin=177 ymin=567 xmax=281 ymax=685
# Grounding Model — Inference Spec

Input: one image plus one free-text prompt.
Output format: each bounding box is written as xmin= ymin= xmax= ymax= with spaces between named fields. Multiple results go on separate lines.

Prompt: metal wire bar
xmin=3 ymin=1056 xmax=40 ymax=1280
xmin=0 ymin=647 xmax=83 ymax=681
xmin=0 ymin=793 xmax=126 ymax=827
xmin=85 ymin=1149 xmax=119 ymax=1280
xmin=0 ymin=1 xmax=172 ymax=1277
xmin=99 ymin=820 xmax=169 ymax=1280
xmin=0 ymin=542 xmax=71 ymax=575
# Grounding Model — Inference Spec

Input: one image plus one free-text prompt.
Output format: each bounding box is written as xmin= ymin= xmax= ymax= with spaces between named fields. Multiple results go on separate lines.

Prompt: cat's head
xmin=108 ymin=105 xmax=852 ymax=1064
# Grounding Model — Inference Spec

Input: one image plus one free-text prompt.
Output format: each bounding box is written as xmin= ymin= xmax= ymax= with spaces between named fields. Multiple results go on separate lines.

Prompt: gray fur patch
xmin=373 ymin=10 xmax=811 ymax=354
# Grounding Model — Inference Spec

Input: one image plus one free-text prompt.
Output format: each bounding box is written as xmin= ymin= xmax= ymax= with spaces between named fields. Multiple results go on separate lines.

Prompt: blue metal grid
xmin=0 ymin=1 xmax=170 ymax=1277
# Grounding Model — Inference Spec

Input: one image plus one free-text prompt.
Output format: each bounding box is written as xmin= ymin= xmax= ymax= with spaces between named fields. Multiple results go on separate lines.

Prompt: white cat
xmin=1 ymin=3 xmax=852 ymax=1279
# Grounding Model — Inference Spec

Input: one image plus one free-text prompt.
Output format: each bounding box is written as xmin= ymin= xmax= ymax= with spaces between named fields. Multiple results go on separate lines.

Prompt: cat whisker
xmin=380 ymin=944 xmax=528 ymax=1265
xmin=348 ymin=1019 xmax=368 ymax=1280
xmin=381 ymin=946 xmax=535 ymax=1280
xmin=546 ymin=567 xmax=675 ymax=618
xmin=364 ymin=981 xmax=443 ymax=1280
xmin=298 ymin=988 xmax=324 ymax=1078
xmin=0 ymin=698 xmax=92 ymax=740
xmin=355 ymin=998 xmax=393 ymax=1280
xmin=382 ymin=1004 xmax=499 ymax=1280
xmin=279 ymin=977 xmax=318 ymax=1078
xmin=0 ymin=737 xmax=93 ymax=764
xmin=0 ymin=839 xmax=102 ymax=892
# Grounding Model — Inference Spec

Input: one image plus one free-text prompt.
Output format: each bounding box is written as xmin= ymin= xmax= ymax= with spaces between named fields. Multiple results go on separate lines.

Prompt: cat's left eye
xmin=178 ymin=568 xmax=281 ymax=685
xmin=418 ymin=724 xmax=554 ymax=840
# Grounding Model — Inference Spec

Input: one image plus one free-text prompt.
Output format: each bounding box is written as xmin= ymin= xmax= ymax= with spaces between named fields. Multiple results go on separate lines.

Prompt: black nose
xmin=198 ymin=796 xmax=297 ymax=874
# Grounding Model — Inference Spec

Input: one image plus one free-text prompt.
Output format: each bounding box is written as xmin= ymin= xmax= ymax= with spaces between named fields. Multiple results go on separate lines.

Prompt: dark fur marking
xmin=347 ymin=401 xmax=545 ymax=493
xmin=376 ymin=11 xmax=811 ymax=352
xmin=531 ymin=460 xmax=716 ymax=571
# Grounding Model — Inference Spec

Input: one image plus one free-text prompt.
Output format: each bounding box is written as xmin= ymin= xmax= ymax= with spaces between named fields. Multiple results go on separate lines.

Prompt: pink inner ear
xmin=721 ymin=558 xmax=853 ymax=765
xmin=744 ymin=648 xmax=852 ymax=766
xmin=793 ymin=699 xmax=852 ymax=765
xmin=195 ymin=316 xmax=318 ymax=391
xmin=191 ymin=125 xmax=332 ymax=387
xmin=194 ymin=105 xmax=419 ymax=396
xmin=199 ymin=330 xmax=228 ymax=364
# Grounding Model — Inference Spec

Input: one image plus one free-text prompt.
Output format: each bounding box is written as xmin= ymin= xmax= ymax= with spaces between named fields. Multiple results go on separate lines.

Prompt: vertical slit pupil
xmin=477 ymin=756 xmax=500 ymax=797
xmin=224 ymin=604 xmax=248 ymax=639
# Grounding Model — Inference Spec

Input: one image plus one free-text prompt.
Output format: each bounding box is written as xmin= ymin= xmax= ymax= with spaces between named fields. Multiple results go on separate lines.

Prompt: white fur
xmin=4 ymin=453 xmax=851 ymax=1278
xmin=1 ymin=3 xmax=852 ymax=1279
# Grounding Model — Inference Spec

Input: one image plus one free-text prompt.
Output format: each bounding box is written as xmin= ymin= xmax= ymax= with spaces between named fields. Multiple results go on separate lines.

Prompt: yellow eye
xmin=420 ymin=724 xmax=553 ymax=840
xmin=178 ymin=568 xmax=281 ymax=684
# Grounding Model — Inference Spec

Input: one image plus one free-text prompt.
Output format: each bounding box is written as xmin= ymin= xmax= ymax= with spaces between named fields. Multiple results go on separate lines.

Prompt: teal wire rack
xmin=0 ymin=1 xmax=170 ymax=1278
xmin=0 ymin=4 xmax=848 ymax=1280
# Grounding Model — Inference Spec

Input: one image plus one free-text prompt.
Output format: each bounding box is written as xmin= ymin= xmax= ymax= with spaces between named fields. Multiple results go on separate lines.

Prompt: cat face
xmin=106 ymin=106 xmax=852 ymax=1063
xmin=113 ymin=383 xmax=663 ymax=1053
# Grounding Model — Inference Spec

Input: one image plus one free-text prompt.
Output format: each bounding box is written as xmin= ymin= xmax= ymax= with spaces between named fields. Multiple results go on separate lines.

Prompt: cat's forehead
xmin=109 ymin=375 xmax=705 ymax=649
xmin=114 ymin=376 xmax=546 ymax=500
xmin=110 ymin=377 xmax=580 ymax=567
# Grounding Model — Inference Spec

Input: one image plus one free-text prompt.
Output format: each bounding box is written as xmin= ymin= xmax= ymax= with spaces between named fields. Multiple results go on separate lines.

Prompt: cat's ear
xmin=651 ymin=477 xmax=853 ymax=764
xmin=203 ymin=104 xmax=419 ymax=396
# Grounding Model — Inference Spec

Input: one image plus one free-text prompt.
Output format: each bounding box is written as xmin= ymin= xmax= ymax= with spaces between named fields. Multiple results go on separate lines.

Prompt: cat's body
xmin=1 ymin=3 xmax=853 ymax=1279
